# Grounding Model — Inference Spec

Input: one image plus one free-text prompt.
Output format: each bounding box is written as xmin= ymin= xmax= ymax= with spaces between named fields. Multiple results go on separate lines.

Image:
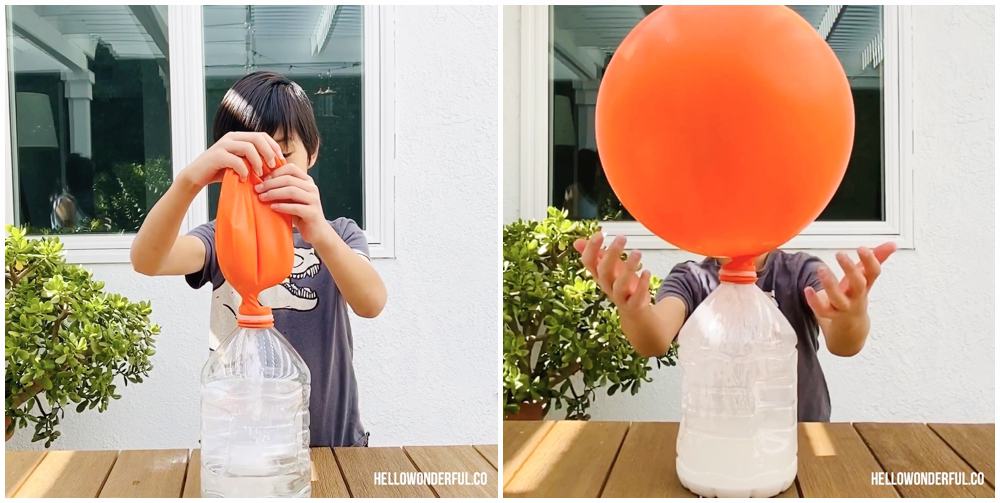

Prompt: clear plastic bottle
xmin=675 ymin=259 xmax=797 ymax=498
xmin=201 ymin=314 xmax=312 ymax=498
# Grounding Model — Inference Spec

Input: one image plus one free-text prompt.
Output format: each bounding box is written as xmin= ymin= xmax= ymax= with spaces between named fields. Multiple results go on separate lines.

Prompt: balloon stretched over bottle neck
xmin=215 ymin=158 xmax=294 ymax=330
xmin=719 ymin=256 xmax=758 ymax=284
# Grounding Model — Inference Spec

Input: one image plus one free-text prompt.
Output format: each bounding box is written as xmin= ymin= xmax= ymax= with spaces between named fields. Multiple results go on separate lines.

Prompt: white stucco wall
xmin=503 ymin=6 xmax=995 ymax=423
xmin=8 ymin=5 xmax=499 ymax=450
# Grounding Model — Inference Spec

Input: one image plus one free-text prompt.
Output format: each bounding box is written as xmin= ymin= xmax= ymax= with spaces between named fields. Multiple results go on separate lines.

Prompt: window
xmin=203 ymin=6 xmax=365 ymax=226
xmin=3 ymin=5 xmax=395 ymax=261
xmin=515 ymin=5 xmax=912 ymax=249
xmin=6 ymin=6 xmax=172 ymax=235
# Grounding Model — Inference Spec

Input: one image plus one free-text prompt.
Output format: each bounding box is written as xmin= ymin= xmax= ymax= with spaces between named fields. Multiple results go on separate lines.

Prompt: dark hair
xmin=212 ymin=71 xmax=320 ymax=158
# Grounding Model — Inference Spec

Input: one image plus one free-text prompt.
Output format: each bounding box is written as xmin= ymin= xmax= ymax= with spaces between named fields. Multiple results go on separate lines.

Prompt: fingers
xmin=597 ymin=236 xmax=627 ymax=292
xmin=818 ymin=266 xmax=849 ymax=310
xmin=580 ymin=232 xmax=604 ymax=278
xmin=218 ymin=152 xmax=250 ymax=181
xmin=804 ymin=286 xmax=834 ymax=319
xmin=836 ymin=251 xmax=866 ymax=296
xmin=259 ymin=185 xmax=317 ymax=204
xmin=269 ymin=202 xmax=312 ymax=218
xmin=872 ymin=241 xmax=897 ymax=263
xmin=225 ymin=131 xmax=283 ymax=168
xmin=224 ymin=140 xmax=264 ymax=177
xmin=266 ymin=163 xmax=310 ymax=181
xmin=857 ymin=247 xmax=881 ymax=286
xmin=611 ymin=251 xmax=642 ymax=303
xmin=626 ymin=270 xmax=653 ymax=310
xmin=573 ymin=238 xmax=587 ymax=254
xmin=255 ymin=174 xmax=317 ymax=194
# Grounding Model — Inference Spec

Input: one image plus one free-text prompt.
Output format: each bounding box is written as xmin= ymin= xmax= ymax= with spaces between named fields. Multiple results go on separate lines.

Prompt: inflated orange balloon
xmin=596 ymin=6 xmax=854 ymax=259
xmin=215 ymin=158 xmax=293 ymax=328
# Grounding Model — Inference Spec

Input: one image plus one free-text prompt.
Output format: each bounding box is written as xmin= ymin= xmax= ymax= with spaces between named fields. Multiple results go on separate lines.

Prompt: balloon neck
xmin=720 ymin=256 xmax=757 ymax=284
xmin=237 ymin=302 xmax=274 ymax=328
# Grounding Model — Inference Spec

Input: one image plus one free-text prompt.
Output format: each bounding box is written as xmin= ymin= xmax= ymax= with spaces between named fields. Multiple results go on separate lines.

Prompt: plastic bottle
xmin=200 ymin=313 xmax=312 ymax=498
xmin=675 ymin=257 xmax=797 ymax=498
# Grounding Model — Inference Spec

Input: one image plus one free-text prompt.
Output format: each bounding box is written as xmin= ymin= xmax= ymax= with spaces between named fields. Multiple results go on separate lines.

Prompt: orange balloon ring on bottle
xmin=215 ymin=158 xmax=293 ymax=328
xmin=596 ymin=6 xmax=855 ymax=259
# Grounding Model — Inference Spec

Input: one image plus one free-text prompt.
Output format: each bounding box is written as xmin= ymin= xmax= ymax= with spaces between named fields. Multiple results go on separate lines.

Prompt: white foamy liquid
xmin=201 ymin=378 xmax=310 ymax=498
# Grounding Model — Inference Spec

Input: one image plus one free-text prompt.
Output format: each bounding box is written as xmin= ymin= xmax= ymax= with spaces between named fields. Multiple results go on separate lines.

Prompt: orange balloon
xmin=595 ymin=6 xmax=854 ymax=259
xmin=216 ymin=158 xmax=294 ymax=327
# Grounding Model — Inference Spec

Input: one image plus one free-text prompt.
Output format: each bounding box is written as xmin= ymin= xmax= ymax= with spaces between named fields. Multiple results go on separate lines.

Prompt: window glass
xmin=549 ymin=5 xmax=884 ymax=222
xmin=203 ymin=5 xmax=365 ymax=226
xmin=7 ymin=5 xmax=172 ymax=234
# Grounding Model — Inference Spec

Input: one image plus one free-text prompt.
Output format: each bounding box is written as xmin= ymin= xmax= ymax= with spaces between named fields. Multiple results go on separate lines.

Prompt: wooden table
xmin=6 ymin=445 xmax=498 ymax=498
xmin=503 ymin=421 xmax=994 ymax=498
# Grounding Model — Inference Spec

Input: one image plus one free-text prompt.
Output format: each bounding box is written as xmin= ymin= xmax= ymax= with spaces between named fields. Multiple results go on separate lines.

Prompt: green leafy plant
xmin=5 ymin=226 xmax=159 ymax=446
xmin=94 ymin=157 xmax=172 ymax=232
xmin=503 ymin=208 xmax=676 ymax=420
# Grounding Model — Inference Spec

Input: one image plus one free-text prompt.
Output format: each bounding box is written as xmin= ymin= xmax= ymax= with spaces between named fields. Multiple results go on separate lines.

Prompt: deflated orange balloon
xmin=596 ymin=5 xmax=854 ymax=259
xmin=216 ymin=158 xmax=293 ymax=327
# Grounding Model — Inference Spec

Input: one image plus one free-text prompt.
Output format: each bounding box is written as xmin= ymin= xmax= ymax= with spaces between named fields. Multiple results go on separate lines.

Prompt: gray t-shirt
xmin=186 ymin=218 xmax=370 ymax=447
xmin=656 ymin=250 xmax=831 ymax=421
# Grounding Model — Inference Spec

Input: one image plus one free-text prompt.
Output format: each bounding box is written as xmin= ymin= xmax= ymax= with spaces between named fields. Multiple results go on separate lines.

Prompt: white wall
xmin=503 ymin=6 xmax=995 ymax=423
xmin=8 ymin=5 xmax=499 ymax=450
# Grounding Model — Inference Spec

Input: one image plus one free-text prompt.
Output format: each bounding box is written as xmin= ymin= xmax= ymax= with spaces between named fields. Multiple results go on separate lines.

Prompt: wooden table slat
xmin=333 ymin=447 xmax=436 ymax=498
xmin=929 ymin=423 xmax=996 ymax=487
xmin=99 ymin=449 xmax=189 ymax=498
xmin=796 ymin=422 xmax=898 ymax=498
xmin=403 ymin=446 xmax=497 ymax=498
xmin=474 ymin=444 xmax=499 ymax=470
xmin=4 ymin=451 xmax=47 ymax=497
xmin=501 ymin=420 xmax=554 ymax=487
xmin=13 ymin=450 xmax=118 ymax=498
xmin=504 ymin=421 xmax=629 ymax=498
xmin=602 ymin=422 xmax=689 ymax=497
xmin=855 ymin=423 xmax=994 ymax=498
xmin=182 ymin=449 xmax=200 ymax=498
xmin=310 ymin=447 xmax=352 ymax=497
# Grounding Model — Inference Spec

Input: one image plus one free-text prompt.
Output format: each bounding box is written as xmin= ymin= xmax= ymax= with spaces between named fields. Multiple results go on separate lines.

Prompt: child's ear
xmin=308 ymin=153 xmax=317 ymax=169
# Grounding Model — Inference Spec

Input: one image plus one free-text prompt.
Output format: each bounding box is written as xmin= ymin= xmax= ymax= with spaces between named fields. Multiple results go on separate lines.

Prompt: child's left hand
xmin=255 ymin=163 xmax=329 ymax=244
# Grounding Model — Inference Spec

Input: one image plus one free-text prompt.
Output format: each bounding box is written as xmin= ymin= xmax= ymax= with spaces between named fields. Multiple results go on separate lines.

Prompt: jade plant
xmin=5 ymin=226 xmax=159 ymax=446
xmin=503 ymin=208 xmax=676 ymax=420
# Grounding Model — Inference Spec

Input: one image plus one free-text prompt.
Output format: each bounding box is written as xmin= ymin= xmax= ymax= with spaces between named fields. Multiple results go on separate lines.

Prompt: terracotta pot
xmin=505 ymin=401 xmax=547 ymax=420
xmin=5 ymin=417 xmax=12 ymax=441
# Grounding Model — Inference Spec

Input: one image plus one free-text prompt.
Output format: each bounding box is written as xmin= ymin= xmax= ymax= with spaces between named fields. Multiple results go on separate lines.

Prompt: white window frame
xmin=516 ymin=5 xmax=914 ymax=250
xmin=2 ymin=5 xmax=396 ymax=263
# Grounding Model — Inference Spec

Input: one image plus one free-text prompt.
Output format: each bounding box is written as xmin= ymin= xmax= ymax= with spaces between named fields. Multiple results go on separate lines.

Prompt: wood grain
xmin=602 ymin=422 xmax=691 ymax=497
xmin=404 ymin=446 xmax=497 ymax=498
xmin=796 ymin=422 xmax=898 ymax=497
xmin=929 ymin=423 xmax=995 ymax=487
xmin=474 ymin=444 xmax=499 ymax=470
xmin=5 ymin=451 xmax=47 ymax=497
xmin=311 ymin=447 xmax=351 ymax=497
xmin=182 ymin=449 xmax=200 ymax=498
xmin=501 ymin=420 xmax=554 ymax=487
xmin=13 ymin=450 xmax=117 ymax=498
xmin=503 ymin=421 xmax=628 ymax=498
xmin=855 ymin=423 xmax=994 ymax=498
xmin=99 ymin=449 xmax=189 ymax=498
xmin=334 ymin=446 xmax=435 ymax=498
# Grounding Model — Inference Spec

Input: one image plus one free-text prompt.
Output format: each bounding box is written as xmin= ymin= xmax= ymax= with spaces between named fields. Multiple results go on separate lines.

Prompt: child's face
xmin=273 ymin=130 xmax=316 ymax=170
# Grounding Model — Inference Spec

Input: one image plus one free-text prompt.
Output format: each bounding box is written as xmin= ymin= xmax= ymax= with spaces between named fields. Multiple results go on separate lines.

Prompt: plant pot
xmin=505 ymin=401 xmax=547 ymax=420
xmin=5 ymin=417 xmax=13 ymax=441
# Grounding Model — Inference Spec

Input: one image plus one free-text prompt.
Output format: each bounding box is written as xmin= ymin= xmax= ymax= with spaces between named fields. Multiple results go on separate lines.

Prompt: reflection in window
xmin=7 ymin=5 xmax=172 ymax=234
xmin=203 ymin=5 xmax=365 ymax=226
xmin=549 ymin=5 xmax=884 ymax=222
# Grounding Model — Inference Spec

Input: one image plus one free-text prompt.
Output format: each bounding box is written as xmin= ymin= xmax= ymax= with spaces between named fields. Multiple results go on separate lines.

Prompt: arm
xmin=620 ymin=297 xmax=686 ymax=357
xmin=803 ymin=243 xmax=897 ymax=356
xmin=130 ymin=131 xmax=284 ymax=276
xmin=257 ymin=164 xmax=387 ymax=318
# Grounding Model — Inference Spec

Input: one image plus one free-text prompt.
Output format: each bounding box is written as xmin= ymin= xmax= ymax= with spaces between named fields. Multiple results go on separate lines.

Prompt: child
xmin=573 ymin=233 xmax=895 ymax=421
xmin=130 ymin=71 xmax=387 ymax=447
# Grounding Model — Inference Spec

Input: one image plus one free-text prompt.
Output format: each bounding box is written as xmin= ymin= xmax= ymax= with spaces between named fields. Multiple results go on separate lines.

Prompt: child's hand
xmin=255 ymin=163 xmax=328 ymax=244
xmin=573 ymin=233 xmax=652 ymax=314
xmin=803 ymin=242 xmax=897 ymax=321
xmin=180 ymin=132 xmax=285 ymax=188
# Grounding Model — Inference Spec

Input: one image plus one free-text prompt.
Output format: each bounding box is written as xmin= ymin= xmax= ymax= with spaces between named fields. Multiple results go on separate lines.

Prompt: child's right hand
xmin=179 ymin=132 xmax=285 ymax=188
xmin=573 ymin=232 xmax=652 ymax=314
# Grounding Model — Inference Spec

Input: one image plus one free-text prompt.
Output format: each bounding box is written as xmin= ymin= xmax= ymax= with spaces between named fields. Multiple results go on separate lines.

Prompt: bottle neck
xmin=237 ymin=313 xmax=274 ymax=328
xmin=719 ymin=255 xmax=757 ymax=284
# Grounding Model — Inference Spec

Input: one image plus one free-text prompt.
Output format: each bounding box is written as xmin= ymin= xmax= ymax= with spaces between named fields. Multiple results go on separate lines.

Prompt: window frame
xmin=515 ymin=5 xmax=914 ymax=250
xmin=2 ymin=5 xmax=396 ymax=263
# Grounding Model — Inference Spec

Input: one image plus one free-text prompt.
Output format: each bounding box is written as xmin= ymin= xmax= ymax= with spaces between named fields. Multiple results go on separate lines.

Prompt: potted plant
xmin=503 ymin=208 xmax=676 ymax=420
xmin=5 ymin=226 xmax=159 ymax=446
